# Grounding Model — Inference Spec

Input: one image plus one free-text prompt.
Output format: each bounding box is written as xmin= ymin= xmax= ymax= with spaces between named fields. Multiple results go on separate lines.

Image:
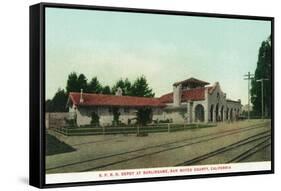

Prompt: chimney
xmin=205 ymin=88 xmax=209 ymax=100
xmin=173 ymin=84 xmax=182 ymax=106
xmin=80 ymin=89 xmax=84 ymax=103
xmin=115 ymin=87 xmax=123 ymax=96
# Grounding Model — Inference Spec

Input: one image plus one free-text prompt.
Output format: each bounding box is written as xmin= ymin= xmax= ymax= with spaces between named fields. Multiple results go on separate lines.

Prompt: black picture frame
xmin=30 ymin=2 xmax=274 ymax=188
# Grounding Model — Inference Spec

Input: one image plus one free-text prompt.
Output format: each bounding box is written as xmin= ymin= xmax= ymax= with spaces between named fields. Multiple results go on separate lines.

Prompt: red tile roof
xmin=69 ymin=85 xmax=214 ymax=107
xmin=69 ymin=92 xmax=166 ymax=107
xmin=173 ymin=77 xmax=210 ymax=86
xmin=158 ymin=93 xmax=173 ymax=103
xmin=159 ymin=87 xmax=212 ymax=103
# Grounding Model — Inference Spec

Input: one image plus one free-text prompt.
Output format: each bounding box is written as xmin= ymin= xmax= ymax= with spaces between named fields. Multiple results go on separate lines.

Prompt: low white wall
xmin=100 ymin=115 xmax=114 ymax=126
xmin=76 ymin=106 xmax=139 ymax=126
xmin=76 ymin=107 xmax=92 ymax=126
xmin=164 ymin=111 xmax=185 ymax=123
xmin=45 ymin=112 xmax=69 ymax=129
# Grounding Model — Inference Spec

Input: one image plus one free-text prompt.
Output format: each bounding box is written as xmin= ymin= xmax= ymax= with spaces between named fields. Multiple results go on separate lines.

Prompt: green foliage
xmin=90 ymin=112 xmax=100 ymax=126
xmin=65 ymin=73 xmax=154 ymax=97
xmin=66 ymin=73 xmax=113 ymax=95
xmin=66 ymin=72 xmax=89 ymax=93
xmin=66 ymin=72 xmax=79 ymax=93
xmin=49 ymin=72 xmax=156 ymax=125
xmin=102 ymin=85 xmax=111 ymax=94
xmin=130 ymin=76 xmax=155 ymax=97
xmin=251 ymin=36 xmax=272 ymax=117
xmin=159 ymin=119 xmax=171 ymax=123
xmin=136 ymin=108 xmax=152 ymax=126
xmin=88 ymin=77 xmax=103 ymax=93
xmin=112 ymin=108 xmax=121 ymax=125
xmin=112 ymin=78 xmax=132 ymax=95
xmin=45 ymin=99 xmax=53 ymax=112
xmin=45 ymin=88 xmax=68 ymax=112
xmin=108 ymin=76 xmax=156 ymax=126
xmin=77 ymin=74 xmax=88 ymax=92
xmin=64 ymin=118 xmax=77 ymax=126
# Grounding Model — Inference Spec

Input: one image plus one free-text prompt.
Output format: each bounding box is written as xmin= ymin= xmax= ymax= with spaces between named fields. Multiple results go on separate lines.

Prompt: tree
xmin=112 ymin=108 xmax=121 ymax=125
xmin=45 ymin=99 xmax=54 ymax=112
xmin=46 ymin=88 xmax=68 ymax=112
xmin=251 ymin=36 xmax=272 ymax=117
xmin=87 ymin=77 xmax=102 ymax=93
xmin=112 ymin=78 xmax=132 ymax=95
xmin=49 ymin=72 xmax=156 ymax=126
xmin=130 ymin=76 xmax=155 ymax=97
xmin=130 ymin=76 xmax=155 ymax=125
xmin=77 ymin=74 xmax=88 ymax=92
xmin=136 ymin=108 xmax=152 ymax=126
xmin=90 ymin=112 xmax=100 ymax=126
xmin=66 ymin=72 xmax=89 ymax=93
xmin=66 ymin=72 xmax=79 ymax=93
xmin=102 ymin=85 xmax=111 ymax=94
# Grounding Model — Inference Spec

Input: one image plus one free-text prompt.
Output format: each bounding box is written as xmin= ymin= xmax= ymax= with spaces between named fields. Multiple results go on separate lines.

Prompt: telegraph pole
xmin=256 ymin=79 xmax=269 ymax=119
xmin=244 ymin=72 xmax=254 ymax=120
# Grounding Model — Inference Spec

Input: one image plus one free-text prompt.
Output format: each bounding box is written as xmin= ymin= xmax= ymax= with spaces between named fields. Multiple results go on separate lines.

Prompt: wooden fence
xmin=53 ymin=123 xmax=215 ymax=136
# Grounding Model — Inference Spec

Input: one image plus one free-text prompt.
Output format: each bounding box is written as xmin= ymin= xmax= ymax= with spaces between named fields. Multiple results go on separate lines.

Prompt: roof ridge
xmin=173 ymin=77 xmax=210 ymax=86
xmin=69 ymin=92 xmax=160 ymax=100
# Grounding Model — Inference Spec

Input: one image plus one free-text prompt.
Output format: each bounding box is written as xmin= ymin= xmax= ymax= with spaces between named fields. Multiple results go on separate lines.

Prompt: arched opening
xmin=226 ymin=107 xmax=229 ymax=120
xmin=210 ymin=104 xmax=214 ymax=122
xmin=234 ymin=108 xmax=237 ymax=120
xmin=195 ymin=104 xmax=204 ymax=122
xmin=215 ymin=103 xmax=219 ymax=121
xmin=230 ymin=108 xmax=233 ymax=121
xmin=220 ymin=106 xmax=224 ymax=121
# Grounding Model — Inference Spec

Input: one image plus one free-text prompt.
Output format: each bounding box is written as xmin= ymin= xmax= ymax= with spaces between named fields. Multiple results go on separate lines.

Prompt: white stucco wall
xmin=152 ymin=108 xmax=165 ymax=121
xmin=173 ymin=84 xmax=182 ymax=106
xmin=206 ymin=84 xmax=227 ymax=122
xmin=71 ymin=83 xmax=242 ymax=126
xmin=192 ymin=99 xmax=208 ymax=123
xmin=74 ymin=106 xmax=149 ymax=126
xmin=164 ymin=111 xmax=185 ymax=123
xmin=76 ymin=107 xmax=93 ymax=126
xmin=206 ymin=83 xmax=242 ymax=122
xmin=226 ymin=101 xmax=242 ymax=120
xmin=119 ymin=107 xmax=137 ymax=125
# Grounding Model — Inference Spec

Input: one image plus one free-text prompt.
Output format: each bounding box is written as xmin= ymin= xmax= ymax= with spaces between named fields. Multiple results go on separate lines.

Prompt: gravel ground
xmin=46 ymin=119 xmax=271 ymax=174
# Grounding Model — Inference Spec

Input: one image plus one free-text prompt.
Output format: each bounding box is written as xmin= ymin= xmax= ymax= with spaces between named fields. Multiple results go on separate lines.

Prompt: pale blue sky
xmin=46 ymin=7 xmax=271 ymax=104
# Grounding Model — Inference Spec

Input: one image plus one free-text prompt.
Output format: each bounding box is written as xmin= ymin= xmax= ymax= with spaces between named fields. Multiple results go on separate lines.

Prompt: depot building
xmin=67 ymin=77 xmax=242 ymax=126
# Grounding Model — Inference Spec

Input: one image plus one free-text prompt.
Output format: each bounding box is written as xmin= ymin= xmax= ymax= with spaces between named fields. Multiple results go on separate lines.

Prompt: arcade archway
xmin=195 ymin=104 xmax=205 ymax=122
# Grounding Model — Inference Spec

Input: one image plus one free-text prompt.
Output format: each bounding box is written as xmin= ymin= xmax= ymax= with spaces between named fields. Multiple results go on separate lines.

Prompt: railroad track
xmin=176 ymin=130 xmax=271 ymax=166
xmin=227 ymin=138 xmax=271 ymax=163
xmin=46 ymin=122 xmax=270 ymax=173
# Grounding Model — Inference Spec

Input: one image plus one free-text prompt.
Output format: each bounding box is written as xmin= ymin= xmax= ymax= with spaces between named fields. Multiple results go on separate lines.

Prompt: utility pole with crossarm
xmin=244 ymin=72 xmax=254 ymax=120
xmin=256 ymin=78 xmax=269 ymax=119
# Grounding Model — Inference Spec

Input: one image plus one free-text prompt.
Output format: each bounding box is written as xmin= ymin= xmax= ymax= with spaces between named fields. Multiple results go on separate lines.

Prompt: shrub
xmin=159 ymin=119 xmax=170 ymax=123
xmin=64 ymin=118 xmax=77 ymax=127
xmin=90 ymin=112 xmax=100 ymax=126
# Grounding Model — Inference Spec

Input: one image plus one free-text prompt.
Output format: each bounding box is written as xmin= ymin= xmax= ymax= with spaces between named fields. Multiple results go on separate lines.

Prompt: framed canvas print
xmin=29 ymin=2 xmax=274 ymax=188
